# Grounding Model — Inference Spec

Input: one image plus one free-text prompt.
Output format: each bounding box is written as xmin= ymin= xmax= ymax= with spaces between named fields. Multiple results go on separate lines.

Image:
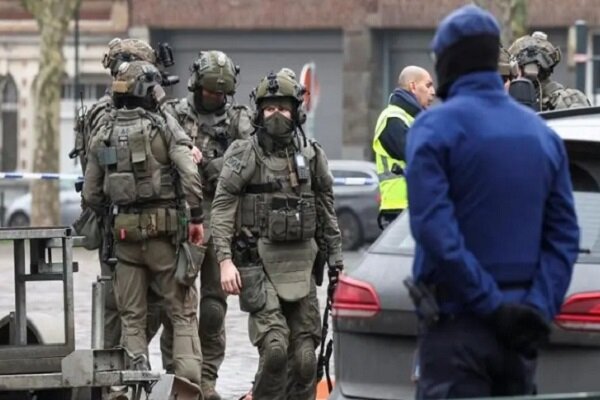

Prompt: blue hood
xmin=431 ymin=4 xmax=500 ymax=58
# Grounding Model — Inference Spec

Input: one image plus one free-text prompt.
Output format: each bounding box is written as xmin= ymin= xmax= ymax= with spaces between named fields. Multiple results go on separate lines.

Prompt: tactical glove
xmin=490 ymin=303 xmax=550 ymax=357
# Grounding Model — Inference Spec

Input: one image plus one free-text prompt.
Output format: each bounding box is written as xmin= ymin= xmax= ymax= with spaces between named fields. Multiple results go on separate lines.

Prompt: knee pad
xmin=200 ymin=298 xmax=226 ymax=335
xmin=295 ymin=339 xmax=317 ymax=383
xmin=262 ymin=333 xmax=287 ymax=374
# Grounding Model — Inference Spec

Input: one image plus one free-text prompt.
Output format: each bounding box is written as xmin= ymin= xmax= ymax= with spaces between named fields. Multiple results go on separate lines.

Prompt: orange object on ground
xmin=317 ymin=378 xmax=335 ymax=400
xmin=238 ymin=379 xmax=334 ymax=400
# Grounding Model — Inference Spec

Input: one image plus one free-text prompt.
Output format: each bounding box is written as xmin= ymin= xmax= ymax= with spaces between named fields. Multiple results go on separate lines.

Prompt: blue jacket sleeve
xmin=525 ymin=137 xmax=579 ymax=320
xmin=406 ymin=119 xmax=503 ymax=316
xmin=379 ymin=117 xmax=409 ymax=160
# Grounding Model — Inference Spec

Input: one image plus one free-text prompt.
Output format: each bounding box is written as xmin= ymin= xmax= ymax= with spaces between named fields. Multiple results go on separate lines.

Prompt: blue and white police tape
xmin=0 ymin=172 xmax=83 ymax=181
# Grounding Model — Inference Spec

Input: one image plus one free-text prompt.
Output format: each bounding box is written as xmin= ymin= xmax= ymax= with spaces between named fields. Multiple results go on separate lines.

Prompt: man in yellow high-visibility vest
xmin=373 ymin=66 xmax=435 ymax=228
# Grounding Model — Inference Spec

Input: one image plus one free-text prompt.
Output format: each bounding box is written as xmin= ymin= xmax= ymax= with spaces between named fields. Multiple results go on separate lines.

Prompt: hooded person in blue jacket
xmin=406 ymin=5 xmax=580 ymax=399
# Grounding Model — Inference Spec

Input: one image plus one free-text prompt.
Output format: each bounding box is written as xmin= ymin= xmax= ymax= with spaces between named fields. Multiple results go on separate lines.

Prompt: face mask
xmin=263 ymin=112 xmax=294 ymax=139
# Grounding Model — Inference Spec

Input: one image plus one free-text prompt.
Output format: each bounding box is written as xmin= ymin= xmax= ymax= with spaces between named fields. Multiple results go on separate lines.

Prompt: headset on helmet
xmin=187 ymin=50 xmax=239 ymax=95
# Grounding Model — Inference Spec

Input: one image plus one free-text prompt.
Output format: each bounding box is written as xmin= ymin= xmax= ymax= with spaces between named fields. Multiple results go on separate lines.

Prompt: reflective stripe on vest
xmin=372 ymin=104 xmax=415 ymax=211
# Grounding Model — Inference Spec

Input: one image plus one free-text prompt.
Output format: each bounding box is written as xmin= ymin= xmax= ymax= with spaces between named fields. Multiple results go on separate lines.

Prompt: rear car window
xmin=370 ymin=193 xmax=600 ymax=262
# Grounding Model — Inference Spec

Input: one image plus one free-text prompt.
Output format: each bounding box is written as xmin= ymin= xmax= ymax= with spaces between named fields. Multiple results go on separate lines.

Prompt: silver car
xmin=4 ymin=180 xmax=81 ymax=227
xmin=329 ymin=160 xmax=381 ymax=251
xmin=329 ymin=107 xmax=600 ymax=399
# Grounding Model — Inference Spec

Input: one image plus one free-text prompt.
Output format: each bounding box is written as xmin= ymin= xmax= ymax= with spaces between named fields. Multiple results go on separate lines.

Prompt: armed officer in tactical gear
xmin=508 ymin=31 xmax=590 ymax=110
xmin=211 ymin=70 xmax=343 ymax=400
xmin=163 ymin=50 xmax=253 ymax=400
xmin=82 ymin=60 xmax=205 ymax=386
xmin=72 ymin=38 xmax=176 ymax=356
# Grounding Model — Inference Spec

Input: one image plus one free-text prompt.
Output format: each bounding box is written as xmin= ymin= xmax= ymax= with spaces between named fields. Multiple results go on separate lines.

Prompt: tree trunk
xmin=473 ymin=0 xmax=528 ymax=47
xmin=22 ymin=0 xmax=81 ymax=226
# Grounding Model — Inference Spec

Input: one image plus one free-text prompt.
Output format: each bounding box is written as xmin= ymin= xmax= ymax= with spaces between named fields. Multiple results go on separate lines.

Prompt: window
xmin=61 ymin=75 xmax=109 ymax=101
xmin=0 ymin=75 xmax=18 ymax=171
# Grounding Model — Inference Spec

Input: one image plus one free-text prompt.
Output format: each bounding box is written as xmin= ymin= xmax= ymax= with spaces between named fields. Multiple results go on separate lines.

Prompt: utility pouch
xmin=175 ymin=242 xmax=205 ymax=286
xmin=107 ymin=173 xmax=137 ymax=205
xmin=113 ymin=213 xmax=143 ymax=242
xmin=73 ymin=207 xmax=102 ymax=250
xmin=238 ymin=264 xmax=267 ymax=313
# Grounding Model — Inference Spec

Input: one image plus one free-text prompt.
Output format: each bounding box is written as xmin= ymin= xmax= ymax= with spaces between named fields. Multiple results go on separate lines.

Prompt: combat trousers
xmin=113 ymin=238 xmax=202 ymax=385
xmin=99 ymin=252 xmax=167 ymax=357
xmin=159 ymin=237 xmax=227 ymax=389
xmin=416 ymin=314 xmax=537 ymax=399
xmin=248 ymin=278 xmax=321 ymax=400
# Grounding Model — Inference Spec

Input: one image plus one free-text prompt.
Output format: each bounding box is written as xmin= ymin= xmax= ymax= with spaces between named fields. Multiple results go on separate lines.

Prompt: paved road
xmin=0 ymin=241 xmax=367 ymax=399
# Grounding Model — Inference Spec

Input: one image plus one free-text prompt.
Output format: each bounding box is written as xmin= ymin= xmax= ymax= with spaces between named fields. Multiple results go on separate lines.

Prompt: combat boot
xmin=202 ymin=384 xmax=222 ymax=400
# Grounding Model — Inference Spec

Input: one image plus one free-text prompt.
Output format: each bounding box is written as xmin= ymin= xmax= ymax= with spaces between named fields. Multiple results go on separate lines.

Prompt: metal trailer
xmin=0 ymin=226 xmax=199 ymax=400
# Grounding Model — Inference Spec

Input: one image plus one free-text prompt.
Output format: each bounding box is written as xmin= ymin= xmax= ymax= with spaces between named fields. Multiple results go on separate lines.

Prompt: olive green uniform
xmin=76 ymin=95 xmax=167 ymax=352
xmin=83 ymin=64 xmax=205 ymax=383
xmin=163 ymin=95 xmax=253 ymax=385
xmin=211 ymin=133 xmax=343 ymax=400
xmin=73 ymin=38 xmax=168 ymax=355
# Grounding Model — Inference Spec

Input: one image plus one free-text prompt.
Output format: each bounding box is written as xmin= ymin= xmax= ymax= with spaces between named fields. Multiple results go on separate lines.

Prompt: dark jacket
xmin=406 ymin=71 xmax=580 ymax=320
xmin=378 ymin=89 xmax=422 ymax=161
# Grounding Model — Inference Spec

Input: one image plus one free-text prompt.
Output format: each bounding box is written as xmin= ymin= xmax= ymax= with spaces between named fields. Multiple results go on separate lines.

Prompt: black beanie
xmin=435 ymin=34 xmax=500 ymax=100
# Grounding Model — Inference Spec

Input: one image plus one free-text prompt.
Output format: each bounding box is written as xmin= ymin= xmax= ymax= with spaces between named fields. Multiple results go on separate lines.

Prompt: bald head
xmin=397 ymin=66 xmax=436 ymax=108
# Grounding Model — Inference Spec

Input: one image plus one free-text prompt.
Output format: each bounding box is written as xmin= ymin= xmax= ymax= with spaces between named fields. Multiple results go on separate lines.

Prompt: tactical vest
xmin=171 ymin=99 xmax=248 ymax=195
xmin=97 ymin=108 xmax=176 ymax=207
xmin=238 ymin=135 xmax=319 ymax=301
xmin=542 ymin=80 xmax=590 ymax=111
xmin=372 ymin=104 xmax=413 ymax=211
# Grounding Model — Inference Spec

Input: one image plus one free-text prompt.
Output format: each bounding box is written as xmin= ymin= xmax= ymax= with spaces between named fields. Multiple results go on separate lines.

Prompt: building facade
xmin=1 ymin=0 xmax=600 ymax=172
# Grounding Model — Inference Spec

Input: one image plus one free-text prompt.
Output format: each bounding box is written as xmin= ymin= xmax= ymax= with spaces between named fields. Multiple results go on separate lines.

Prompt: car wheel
xmin=8 ymin=212 xmax=30 ymax=227
xmin=338 ymin=210 xmax=363 ymax=251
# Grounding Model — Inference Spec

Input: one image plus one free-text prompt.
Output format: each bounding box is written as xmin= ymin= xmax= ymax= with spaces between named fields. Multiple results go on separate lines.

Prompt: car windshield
xmin=371 ymin=191 xmax=600 ymax=263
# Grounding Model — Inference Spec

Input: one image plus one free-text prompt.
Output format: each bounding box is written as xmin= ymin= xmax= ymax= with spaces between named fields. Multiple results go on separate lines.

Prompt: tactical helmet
xmin=254 ymin=71 xmax=305 ymax=107
xmin=102 ymin=38 xmax=157 ymax=76
xmin=252 ymin=71 xmax=307 ymax=126
xmin=111 ymin=61 xmax=162 ymax=98
xmin=188 ymin=51 xmax=239 ymax=95
xmin=498 ymin=46 xmax=518 ymax=79
xmin=508 ymin=31 xmax=561 ymax=73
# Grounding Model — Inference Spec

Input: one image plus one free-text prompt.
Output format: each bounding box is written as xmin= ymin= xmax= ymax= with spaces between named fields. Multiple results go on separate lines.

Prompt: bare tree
xmin=22 ymin=0 xmax=82 ymax=226
xmin=473 ymin=0 xmax=528 ymax=46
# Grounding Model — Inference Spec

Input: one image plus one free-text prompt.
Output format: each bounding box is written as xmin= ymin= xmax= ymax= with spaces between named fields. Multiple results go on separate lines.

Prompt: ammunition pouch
xmin=112 ymin=209 xmax=179 ymax=242
xmin=266 ymin=193 xmax=317 ymax=242
xmin=175 ymin=242 xmax=205 ymax=286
